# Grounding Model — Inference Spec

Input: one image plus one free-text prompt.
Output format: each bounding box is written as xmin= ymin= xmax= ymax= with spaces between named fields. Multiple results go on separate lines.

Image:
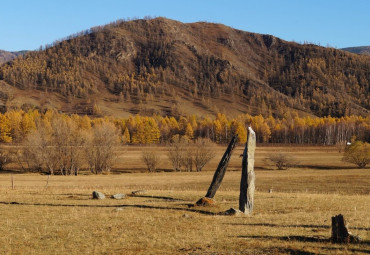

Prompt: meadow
xmin=0 ymin=146 xmax=369 ymax=254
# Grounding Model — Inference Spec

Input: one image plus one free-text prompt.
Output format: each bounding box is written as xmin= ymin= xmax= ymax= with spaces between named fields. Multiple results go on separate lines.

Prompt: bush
xmin=266 ymin=152 xmax=299 ymax=170
xmin=167 ymin=136 xmax=187 ymax=172
xmin=142 ymin=149 xmax=160 ymax=172
xmin=193 ymin=138 xmax=216 ymax=172
xmin=342 ymin=141 xmax=370 ymax=168
xmin=0 ymin=151 xmax=10 ymax=171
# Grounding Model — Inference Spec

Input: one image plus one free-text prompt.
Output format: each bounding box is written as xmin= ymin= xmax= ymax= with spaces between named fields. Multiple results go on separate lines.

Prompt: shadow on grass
xmin=238 ymin=235 xmax=370 ymax=253
xmin=0 ymin=201 xmax=218 ymax=215
xmin=297 ymin=165 xmax=355 ymax=170
xmin=130 ymin=194 xmax=185 ymax=202
xmin=275 ymin=248 xmax=318 ymax=255
xmin=227 ymin=222 xmax=370 ymax=231
xmin=238 ymin=235 xmax=328 ymax=243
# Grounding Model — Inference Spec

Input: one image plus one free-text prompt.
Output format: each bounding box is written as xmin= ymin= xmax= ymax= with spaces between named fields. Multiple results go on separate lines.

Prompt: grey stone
xmin=239 ymin=127 xmax=256 ymax=215
xmin=92 ymin=191 xmax=105 ymax=199
xmin=131 ymin=190 xmax=147 ymax=195
xmin=111 ymin=193 xmax=126 ymax=199
xmin=222 ymin=208 xmax=242 ymax=216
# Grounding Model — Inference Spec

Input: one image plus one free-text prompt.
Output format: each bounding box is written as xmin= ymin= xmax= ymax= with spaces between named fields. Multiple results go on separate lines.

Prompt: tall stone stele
xmin=239 ymin=127 xmax=256 ymax=215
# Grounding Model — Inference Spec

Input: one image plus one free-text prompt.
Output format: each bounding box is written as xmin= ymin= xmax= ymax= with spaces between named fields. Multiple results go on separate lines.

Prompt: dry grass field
xmin=0 ymin=146 xmax=369 ymax=254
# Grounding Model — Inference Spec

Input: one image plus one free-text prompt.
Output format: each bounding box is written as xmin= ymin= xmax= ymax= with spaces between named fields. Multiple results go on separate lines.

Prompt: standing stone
xmin=239 ymin=127 xmax=256 ymax=215
xmin=92 ymin=191 xmax=106 ymax=199
xmin=205 ymin=135 xmax=238 ymax=199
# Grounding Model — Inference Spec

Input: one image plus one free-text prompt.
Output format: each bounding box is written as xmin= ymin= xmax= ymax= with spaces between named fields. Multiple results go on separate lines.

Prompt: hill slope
xmin=341 ymin=46 xmax=370 ymax=55
xmin=0 ymin=18 xmax=369 ymax=117
xmin=0 ymin=50 xmax=27 ymax=64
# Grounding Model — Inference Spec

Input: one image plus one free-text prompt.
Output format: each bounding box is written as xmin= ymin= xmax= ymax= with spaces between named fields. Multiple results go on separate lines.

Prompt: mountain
xmin=0 ymin=18 xmax=369 ymax=118
xmin=341 ymin=46 xmax=370 ymax=55
xmin=0 ymin=50 xmax=27 ymax=64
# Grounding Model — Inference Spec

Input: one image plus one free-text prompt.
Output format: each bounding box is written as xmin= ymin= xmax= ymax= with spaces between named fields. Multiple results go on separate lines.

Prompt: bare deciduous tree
xmin=85 ymin=122 xmax=119 ymax=174
xmin=167 ymin=136 xmax=215 ymax=172
xmin=193 ymin=138 xmax=216 ymax=172
xmin=0 ymin=150 xmax=10 ymax=171
xmin=266 ymin=152 xmax=299 ymax=170
xmin=23 ymin=117 xmax=87 ymax=175
xmin=167 ymin=135 xmax=186 ymax=172
xmin=142 ymin=148 xmax=160 ymax=172
xmin=182 ymin=146 xmax=193 ymax=172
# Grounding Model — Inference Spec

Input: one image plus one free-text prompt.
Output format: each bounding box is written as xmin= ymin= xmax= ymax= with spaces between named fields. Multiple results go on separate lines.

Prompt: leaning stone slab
xmin=205 ymin=135 xmax=238 ymax=199
xmin=111 ymin=194 xmax=126 ymax=199
xmin=92 ymin=191 xmax=105 ymax=199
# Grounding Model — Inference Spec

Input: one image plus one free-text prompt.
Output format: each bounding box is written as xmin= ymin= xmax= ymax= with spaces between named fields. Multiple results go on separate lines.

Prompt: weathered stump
xmin=204 ymin=135 xmax=238 ymax=199
xmin=239 ymin=127 xmax=256 ymax=215
xmin=331 ymin=214 xmax=361 ymax=243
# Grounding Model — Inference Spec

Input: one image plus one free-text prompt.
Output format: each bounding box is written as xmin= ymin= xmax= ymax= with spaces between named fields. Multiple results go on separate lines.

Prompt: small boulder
xmin=92 ymin=191 xmax=105 ymax=199
xmin=195 ymin=197 xmax=216 ymax=206
xmin=111 ymin=193 xmax=126 ymax=199
xmin=221 ymin=208 xmax=242 ymax=216
xmin=131 ymin=190 xmax=147 ymax=195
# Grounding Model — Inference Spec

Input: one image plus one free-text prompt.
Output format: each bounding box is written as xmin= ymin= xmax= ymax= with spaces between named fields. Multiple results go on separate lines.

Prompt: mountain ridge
xmin=0 ymin=50 xmax=27 ymax=64
xmin=341 ymin=46 xmax=370 ymax=55
xmin=0 ymin=17 xmax=369 ymax=118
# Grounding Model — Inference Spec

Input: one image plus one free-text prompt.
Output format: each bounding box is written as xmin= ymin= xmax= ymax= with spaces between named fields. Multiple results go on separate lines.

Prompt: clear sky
xmin=1 ymin=0 xmax=369 ymax=51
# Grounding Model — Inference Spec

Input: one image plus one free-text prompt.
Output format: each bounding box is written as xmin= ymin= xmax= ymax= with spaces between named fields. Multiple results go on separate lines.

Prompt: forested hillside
xmin=0 ymin=17 xmax=369 ymax=118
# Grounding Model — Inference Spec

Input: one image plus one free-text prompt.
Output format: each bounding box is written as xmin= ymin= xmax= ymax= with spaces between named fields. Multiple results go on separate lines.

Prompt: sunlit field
xmin=0 ymin=146 xmax=369 ymax=254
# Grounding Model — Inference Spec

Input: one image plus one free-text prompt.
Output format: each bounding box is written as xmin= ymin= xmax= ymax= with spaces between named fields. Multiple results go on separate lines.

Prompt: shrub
xmin=142 ymin=149 xmax=160 ymax=172
xmin=0 ymin=151 xmax=10 ymax=171
xmin=266 ymin=152 xmax=299 ymax=170
xmin=193 ymin=138 xmax=216 ymax=172
xmin=342 ymin=141 xmax=370 ymax=168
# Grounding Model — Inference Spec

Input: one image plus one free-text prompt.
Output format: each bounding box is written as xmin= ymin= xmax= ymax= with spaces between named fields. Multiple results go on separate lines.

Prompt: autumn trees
xmin=167 ymin=137 xmax=216 ymax=172
xmin=18 ymin=111 xmax=119 ymax=175
xmin=0 ymin=110 xmax=369 ymax=147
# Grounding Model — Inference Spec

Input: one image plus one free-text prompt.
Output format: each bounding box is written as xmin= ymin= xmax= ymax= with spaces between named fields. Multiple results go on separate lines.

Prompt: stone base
xmin=220 ymin=208 xmax=243 ymax=216
xmin=195 ymin=197 xmax=216 ymax=206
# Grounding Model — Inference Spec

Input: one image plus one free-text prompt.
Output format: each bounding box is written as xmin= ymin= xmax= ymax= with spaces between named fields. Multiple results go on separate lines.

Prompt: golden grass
xmin=0 ymin=146 xmax=369 ymax=254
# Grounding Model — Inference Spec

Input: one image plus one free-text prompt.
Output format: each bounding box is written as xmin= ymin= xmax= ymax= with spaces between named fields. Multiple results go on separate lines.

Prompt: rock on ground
xmin=92 ymin=191 xmax=105 ymax=199
xmin=111 ymin=194 xmax=126 ymax=199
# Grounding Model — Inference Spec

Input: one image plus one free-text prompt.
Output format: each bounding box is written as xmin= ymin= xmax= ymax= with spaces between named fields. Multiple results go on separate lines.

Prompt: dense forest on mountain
xmin=0 ymin=17 xmax=369 ymax=119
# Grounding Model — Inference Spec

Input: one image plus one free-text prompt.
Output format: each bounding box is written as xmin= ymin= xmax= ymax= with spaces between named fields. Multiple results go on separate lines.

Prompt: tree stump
xmin=204 ymin=135 xmax=238 ymax=199
xmin=239 ymin=127 xmax=256 ymax=215
xmin=331 ymin=214 xmax=361 ymax=243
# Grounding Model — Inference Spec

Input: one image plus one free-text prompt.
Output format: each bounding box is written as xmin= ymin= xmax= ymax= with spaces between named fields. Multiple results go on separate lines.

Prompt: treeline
xmin=0 ymin=110 xmax=368 ymax=145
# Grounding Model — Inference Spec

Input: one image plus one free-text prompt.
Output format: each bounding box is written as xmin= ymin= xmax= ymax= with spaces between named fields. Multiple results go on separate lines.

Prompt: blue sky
xmin=1 ymin=0 xmax=369 ymax=51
